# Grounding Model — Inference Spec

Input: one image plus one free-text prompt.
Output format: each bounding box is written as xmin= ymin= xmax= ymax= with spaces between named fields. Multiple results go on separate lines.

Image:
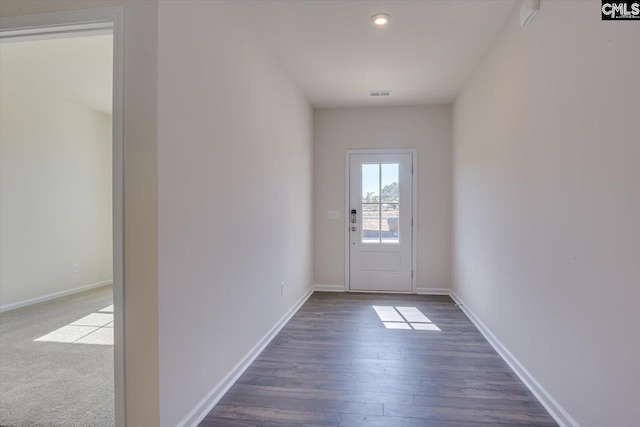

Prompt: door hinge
xmin=411 ymin=270 xmax=414 ymax=279
xmin=411 ymin=218 xmax=414 ymax=227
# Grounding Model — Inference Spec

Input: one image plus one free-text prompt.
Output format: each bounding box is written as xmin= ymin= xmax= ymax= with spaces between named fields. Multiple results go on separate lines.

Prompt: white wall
xmin=314 ymin=106 xmax=452 ymax=292
xmin=452 ymin=1 xmax=640 ymax=426
xmin=0 ymin=77 xmax=112 ymax=309
xmin=157 ymin=2 xmax=313 ymax=426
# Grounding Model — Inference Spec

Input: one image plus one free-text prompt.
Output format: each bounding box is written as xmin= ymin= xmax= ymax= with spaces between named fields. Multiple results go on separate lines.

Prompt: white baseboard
xmin=314 ymin=285 xmax=452 ymax=295
xmin=449 ymin=291 xmax=578 ymax=427
xmin=313 ymin=284 xmax=346 ymax=292
xmin=415 ymin=287 xmax=450 ymax=295
xmin=0 ymin=280 xmax=113 ymax=313
xmin=178 ymin=285 xmax=315 ymax=427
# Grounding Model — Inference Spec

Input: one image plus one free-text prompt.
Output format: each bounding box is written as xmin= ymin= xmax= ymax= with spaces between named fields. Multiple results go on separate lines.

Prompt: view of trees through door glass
xmin=362 ymin=163 xmax=399 ymax=243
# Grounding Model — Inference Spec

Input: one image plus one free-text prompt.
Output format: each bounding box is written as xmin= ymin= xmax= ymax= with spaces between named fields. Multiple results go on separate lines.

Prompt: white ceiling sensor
xmin=369 ymin=90 xmax=392 ymax=97
xmin=520 ymin=0 xmax=540 ymax=26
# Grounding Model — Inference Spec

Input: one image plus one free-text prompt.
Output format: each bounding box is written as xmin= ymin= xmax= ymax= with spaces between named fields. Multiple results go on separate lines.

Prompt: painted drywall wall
xmin=314 ymin=106 xmax=452 ymax=291
xmin=157 ymin=2 xmax=313 ymax=426
xmin=0 ymin=2 xmax=160 ymax=426
xmin=0 ymin=77 xmax=113 ymax=309
xmin=452 ymin=1 xmax=640 ymax=426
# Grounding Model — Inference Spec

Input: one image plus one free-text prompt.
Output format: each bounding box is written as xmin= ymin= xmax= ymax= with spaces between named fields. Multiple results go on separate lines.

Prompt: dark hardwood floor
xmin=200 ymin=292 xmax=557 ymax=426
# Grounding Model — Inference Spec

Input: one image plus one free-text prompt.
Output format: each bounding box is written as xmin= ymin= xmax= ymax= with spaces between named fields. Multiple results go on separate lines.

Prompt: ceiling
xmin=0 ymin=33 xmax=113 ymax=115
xmin=238 ymin=0 xmax=517 ymax=108
xmin=0 ymin=2 xmax=516 ymax=112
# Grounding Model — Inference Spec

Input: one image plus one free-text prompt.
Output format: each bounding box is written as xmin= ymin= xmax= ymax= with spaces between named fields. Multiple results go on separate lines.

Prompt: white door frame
xmin=0 ymin=8 xmax=125 ymax=426
xmin=345 ymin=149 xmax=418 ymax=293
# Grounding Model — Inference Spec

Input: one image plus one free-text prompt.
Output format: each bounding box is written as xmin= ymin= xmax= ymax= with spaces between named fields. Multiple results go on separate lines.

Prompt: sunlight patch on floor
xmin=35 ymin=305 xmax=114 ymax=345
xmin=373 ymin=305 xmax=441 ymax=331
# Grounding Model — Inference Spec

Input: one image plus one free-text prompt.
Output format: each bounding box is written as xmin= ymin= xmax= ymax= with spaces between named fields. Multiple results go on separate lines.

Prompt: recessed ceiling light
xmin=371 ymin=13 xmax=390 ymax=26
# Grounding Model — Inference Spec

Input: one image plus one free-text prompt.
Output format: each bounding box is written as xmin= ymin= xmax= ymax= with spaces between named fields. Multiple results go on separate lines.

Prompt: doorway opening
xmin=0 ymin=9 xmax=124 ymax=427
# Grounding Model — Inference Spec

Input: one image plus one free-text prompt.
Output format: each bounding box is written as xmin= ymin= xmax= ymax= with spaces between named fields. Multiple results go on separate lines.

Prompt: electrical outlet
xmin=281 ymin=281 xmax=285 ymax=296
xmin=72 ymin=263 xmax=79 ymax=273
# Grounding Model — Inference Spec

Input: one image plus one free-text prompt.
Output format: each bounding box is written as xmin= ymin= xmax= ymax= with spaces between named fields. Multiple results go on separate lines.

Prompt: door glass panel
xmin=361 ymin=162 xmax=400 ymax=244
xmin=362 ymin=203 xmax=380 ymax=243
xmin=381 ymin=164 xmax=399 ymax=202
xmin=382 ymin=203 xmax=399 ymax=243
xmin=381 ymin=163 xmax=399 ymax=243
xmin=362 ymin=164 xmax=379 ymax=203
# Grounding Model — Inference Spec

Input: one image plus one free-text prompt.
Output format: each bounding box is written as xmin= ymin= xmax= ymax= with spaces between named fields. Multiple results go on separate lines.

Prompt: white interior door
xmin=349 ymin=153 xmax=413 ymax=292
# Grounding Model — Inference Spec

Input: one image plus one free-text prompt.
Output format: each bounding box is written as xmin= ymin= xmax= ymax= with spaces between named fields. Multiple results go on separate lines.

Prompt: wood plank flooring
xmin=200 ymin=292 xmax=557 ymax=426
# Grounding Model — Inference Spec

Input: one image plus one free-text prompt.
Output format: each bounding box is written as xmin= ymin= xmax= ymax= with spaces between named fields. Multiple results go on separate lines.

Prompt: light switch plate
xmin=327 ymin=210 xmax=339 ymax=220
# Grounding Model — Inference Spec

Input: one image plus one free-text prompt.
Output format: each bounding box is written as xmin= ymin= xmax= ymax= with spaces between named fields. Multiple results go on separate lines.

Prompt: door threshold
xmin=348 ymin=289 xmax=414 ymax=294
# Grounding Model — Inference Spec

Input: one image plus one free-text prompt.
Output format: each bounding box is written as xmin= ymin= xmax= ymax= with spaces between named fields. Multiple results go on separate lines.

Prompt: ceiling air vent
xmin=369 ymin=90 xmax=392 ymax=97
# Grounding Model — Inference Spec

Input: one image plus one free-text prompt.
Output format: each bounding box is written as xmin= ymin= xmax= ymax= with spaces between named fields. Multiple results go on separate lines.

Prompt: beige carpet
xmin=0 ymin=286 xmax=114 ymax=427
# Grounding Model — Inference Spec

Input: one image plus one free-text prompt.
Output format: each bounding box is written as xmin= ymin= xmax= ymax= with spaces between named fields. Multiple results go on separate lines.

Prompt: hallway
xmin=202 ymin=292 xmax=556 ymax=426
